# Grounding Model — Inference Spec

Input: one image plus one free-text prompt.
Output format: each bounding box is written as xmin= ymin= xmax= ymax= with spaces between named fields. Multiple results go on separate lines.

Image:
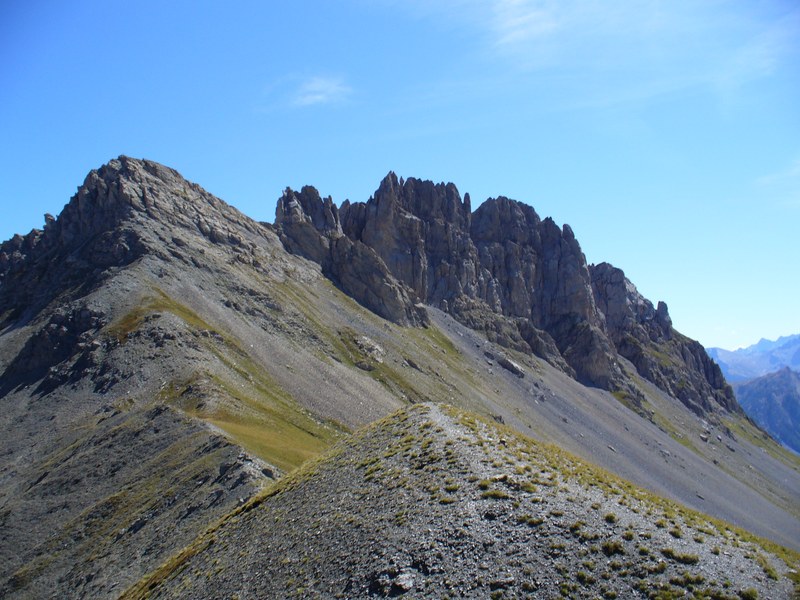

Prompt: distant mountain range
xmin=734 ymin=367 xmax=800 ymax=454
xmin=708 ymin=335 xmax=800 ymax=454
xmin=707 ymin=334 xmax=800 ymax=382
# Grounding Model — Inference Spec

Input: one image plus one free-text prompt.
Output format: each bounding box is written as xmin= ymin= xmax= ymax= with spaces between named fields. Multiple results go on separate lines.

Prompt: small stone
xmin=393 ymin=570 xmax=416 ymax=592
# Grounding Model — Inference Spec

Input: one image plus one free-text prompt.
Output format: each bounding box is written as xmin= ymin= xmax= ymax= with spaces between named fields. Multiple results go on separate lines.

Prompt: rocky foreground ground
xmin=127 ymin=404 xmax=796 ymax=599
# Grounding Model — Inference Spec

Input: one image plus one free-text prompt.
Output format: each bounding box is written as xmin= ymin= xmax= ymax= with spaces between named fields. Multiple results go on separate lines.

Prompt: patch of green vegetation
xmin=610 ymin=388 xmax=647 ymax=416
xmin=162 ymin=371 xmax=341 ymax=473
xmin=106 ymin=288 xmax=216 ymax=343
xmin=481 ymin=489 xmax=509 ymax=500
xmin=569 ymin=520 xmax=584 ymax=533
xmin=601 ymin=541 xmax=625 ymax=557
xmin=753 ymin=552 xmax=779 ymax=580
xmin=517 ymin=514 xmax=544 ymax=527
xmin=579 ymin=530 xmax=600 ymax=543
xmin=576 ymin=570 xmax=595 ymax=585
xmin=647 ymin=561 xmax=668 ymax=575
xmin=646 ymin=342 xmax=679 ymax=370
xmin=669 ymin=571 xmax=705 ymax=588
xmin=661 ymin=547 xmax=699 ymax=565
xmin=5 ymin=554 xmax=56 ymax=594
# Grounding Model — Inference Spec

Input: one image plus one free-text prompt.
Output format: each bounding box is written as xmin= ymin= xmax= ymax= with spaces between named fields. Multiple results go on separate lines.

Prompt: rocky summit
xmin=0 ymin=157 xmax=798 ymax=598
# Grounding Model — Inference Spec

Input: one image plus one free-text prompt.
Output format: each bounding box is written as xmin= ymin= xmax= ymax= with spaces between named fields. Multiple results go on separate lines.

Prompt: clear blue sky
xmin=1 ymin=1 xmax=798 ymax=350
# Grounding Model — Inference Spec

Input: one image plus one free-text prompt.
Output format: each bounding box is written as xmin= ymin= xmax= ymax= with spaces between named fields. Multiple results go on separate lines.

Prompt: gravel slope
xmin=129 ymin=404 xmax=797 ymax=599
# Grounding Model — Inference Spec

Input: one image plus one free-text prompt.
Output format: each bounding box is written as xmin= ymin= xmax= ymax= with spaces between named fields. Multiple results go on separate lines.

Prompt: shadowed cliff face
xmin=277 ymin=172 xmax=736 ymax=417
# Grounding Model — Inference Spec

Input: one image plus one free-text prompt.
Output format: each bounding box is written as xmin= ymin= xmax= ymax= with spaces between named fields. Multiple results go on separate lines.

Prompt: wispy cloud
xmin=713 ymin=10 xmax=800 ymax=92
xmin=292 ymin=76 xmax=352 ymax=107
xmin=755 ymin=158 xmax=800 ymax=210
xmin=387 ymin=0 xmax=799 ymax=109
xmin=492 ymin=0 xmax=559 ymax=48
xmin=487 ymin=0 xmax=654 ymax=67
xmin=757 ymin=158 xmax=800 ymax=187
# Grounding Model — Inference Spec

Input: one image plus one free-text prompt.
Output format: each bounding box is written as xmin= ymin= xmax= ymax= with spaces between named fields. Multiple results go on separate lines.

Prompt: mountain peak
xmin=367 ymin=172 xmax=470 ymax=227
xmin=0 ymin=157 xmax=270 ymax=325
xmin=1 ymin=156 xmax=190 ymax=265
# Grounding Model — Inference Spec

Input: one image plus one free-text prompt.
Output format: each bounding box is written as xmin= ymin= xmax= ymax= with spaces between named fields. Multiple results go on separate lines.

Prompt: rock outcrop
xmin=591 ymin=262 xmax=737 ymax=415
xmin=279 ymin=173 xmax=623 ymax=389
xmin=275 ymin=186 xmax=428 ymax=326
xmin=277 ymin=172 xmax=734 ymax=416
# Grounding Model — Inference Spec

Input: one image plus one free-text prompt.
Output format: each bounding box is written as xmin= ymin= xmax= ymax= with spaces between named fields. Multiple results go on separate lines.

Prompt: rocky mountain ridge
xmin=276 ymin=172 xmax=736 ymax=418
xmin=1 ymin=157 xmax=797 ymax=598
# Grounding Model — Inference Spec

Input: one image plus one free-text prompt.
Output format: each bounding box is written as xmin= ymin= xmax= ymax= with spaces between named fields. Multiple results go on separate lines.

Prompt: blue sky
xmin=1 ymin=0 xmax=798 ymax=350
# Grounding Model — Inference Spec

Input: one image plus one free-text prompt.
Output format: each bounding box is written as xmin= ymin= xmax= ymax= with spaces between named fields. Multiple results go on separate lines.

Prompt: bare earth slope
xmin=128 ymin=403 xmax=796 ymax=599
